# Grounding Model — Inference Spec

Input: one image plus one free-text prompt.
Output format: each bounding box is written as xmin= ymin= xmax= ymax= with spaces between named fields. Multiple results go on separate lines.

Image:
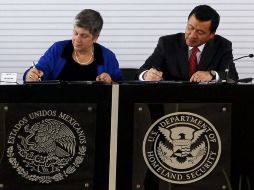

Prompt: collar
xmin=189 ymin=43 xmax=205 ymax=53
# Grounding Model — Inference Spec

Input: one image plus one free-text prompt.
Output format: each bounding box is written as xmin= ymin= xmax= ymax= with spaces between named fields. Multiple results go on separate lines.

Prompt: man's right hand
xmin=143 ymin=68 xmax=163 ymax=81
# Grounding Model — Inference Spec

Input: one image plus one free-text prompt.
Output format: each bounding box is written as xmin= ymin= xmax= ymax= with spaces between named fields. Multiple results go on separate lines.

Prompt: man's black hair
xmin=188 ymin=5 xmax=220 ymax=33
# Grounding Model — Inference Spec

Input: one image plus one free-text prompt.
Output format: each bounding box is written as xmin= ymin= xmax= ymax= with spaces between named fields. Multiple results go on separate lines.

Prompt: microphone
xmin=233 ymin=54 xmax=254 ymax=61
xmin=224 ymin=54 xmax=254 ymax=83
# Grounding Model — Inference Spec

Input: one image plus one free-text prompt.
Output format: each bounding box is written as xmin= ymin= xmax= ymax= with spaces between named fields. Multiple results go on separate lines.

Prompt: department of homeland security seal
xmin=143 ymin=112 xmax=221 ymax=184
xmin=6 ymin=110 xmax=87 ymax=183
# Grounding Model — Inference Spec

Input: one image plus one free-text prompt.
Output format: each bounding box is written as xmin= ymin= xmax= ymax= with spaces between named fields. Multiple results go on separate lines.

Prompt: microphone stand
xmin=224 ymin=67 xmax=229 ymax=83
xmin=224 ymin=54 xmax=254 ymax=83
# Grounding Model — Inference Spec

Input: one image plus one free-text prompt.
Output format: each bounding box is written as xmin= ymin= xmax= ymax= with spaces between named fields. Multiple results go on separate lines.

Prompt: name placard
xmin=0 ymin=73 xmax=17 ymax=84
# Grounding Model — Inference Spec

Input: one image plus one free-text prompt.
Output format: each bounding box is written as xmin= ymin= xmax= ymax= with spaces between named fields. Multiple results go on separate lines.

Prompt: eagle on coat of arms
xmin=157 ymin=126 xmax=207 ymax=168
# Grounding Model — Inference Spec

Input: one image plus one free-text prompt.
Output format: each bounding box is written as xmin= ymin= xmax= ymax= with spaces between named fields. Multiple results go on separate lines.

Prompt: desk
xmin=0 ymin=83 xmax=253 ymax=190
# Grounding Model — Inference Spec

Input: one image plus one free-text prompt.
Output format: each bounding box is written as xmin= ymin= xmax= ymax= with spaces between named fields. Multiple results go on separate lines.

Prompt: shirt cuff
xmin=139 ymin=70 xmax=147 ymax=81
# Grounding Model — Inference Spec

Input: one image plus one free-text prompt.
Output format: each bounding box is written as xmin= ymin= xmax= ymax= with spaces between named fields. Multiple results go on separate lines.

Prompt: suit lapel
xmin=198 ymin=39 xmax=216 ymax=70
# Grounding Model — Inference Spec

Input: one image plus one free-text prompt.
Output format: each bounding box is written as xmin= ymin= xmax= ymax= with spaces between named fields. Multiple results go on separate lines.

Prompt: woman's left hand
xmin=96 ymin=72 xmax=113 ymax=84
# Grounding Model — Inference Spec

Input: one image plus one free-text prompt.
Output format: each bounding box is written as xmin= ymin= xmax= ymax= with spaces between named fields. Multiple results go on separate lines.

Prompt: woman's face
xmin=72 ymin=26 xmax=98 ymax=52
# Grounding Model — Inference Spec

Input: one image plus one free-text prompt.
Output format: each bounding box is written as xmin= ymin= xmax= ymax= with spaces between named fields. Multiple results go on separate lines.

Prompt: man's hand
xmin=143 ymin=68 xmax=163 ymax=81
xmin=190 ymin=71 xmax=213 ymax=82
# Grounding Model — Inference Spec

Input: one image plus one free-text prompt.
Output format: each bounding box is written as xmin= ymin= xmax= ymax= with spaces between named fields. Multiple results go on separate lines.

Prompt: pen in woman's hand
xmin=32 ymin=61 xmax=41 ymax=81
xmin=32 ymin=61 xmax=36 ymax=69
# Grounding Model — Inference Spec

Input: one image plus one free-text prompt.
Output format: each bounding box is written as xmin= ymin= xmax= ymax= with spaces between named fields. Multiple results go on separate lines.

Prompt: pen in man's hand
xmin=32 ymin=61 xmax=41 ymax=81
xmin=152 ymin=66 xmax=164 ymax=80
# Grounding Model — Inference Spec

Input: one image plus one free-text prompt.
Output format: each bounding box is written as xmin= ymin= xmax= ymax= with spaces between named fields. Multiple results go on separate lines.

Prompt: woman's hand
xmin=96 ymin=72 xmax=113 ymax=84
xmin=25 ymin=67 xmax=44 ymax=81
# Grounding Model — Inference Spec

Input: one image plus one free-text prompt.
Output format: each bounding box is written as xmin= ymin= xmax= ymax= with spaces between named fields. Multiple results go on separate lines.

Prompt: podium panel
xmin=0 ymin=103 xmax=96 ymax=189
xmin=132 ymin=103 xmax=231 ymax=190
xmin=116 ymin=83 xmax=254 ymax=190
xmin=0 ymin=84 xmax=112 ymax=190
xmin=0 ymin=110 xmax=4 ymax=173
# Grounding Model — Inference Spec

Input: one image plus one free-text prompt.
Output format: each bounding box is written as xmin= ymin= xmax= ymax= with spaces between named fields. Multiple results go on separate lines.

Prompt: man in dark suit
xmin=137 ymin=5 xmax=238 ymax=82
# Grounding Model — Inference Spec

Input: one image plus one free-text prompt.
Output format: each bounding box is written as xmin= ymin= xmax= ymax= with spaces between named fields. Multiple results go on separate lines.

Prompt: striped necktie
xmin=188 ymin=47 xmax=199 ymax=78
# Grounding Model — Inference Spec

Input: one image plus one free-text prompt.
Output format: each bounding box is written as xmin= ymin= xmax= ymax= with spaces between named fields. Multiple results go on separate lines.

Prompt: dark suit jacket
xmin=137 ymin=33 xmax=238 ymax=81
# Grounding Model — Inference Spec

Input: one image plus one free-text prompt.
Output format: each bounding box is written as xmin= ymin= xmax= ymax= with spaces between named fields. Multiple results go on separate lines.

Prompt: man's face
xmin=185 ymin=14 xmax=215 ymax=47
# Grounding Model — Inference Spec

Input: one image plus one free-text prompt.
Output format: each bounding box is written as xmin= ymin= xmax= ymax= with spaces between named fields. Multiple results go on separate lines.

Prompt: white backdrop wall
xmin=1 ymin=0 xmax=254 ymax=83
